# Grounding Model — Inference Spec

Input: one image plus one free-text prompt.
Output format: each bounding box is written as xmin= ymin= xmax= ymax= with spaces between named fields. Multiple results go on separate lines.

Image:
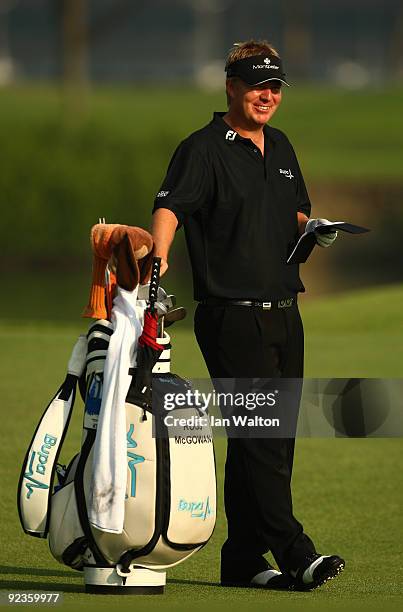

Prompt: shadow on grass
xmin=0 ymin=565 xmax=78 ymax=578
xmin=167 ymin=578 xmax=298 ymax=593
xmin=0 ymin=580 xmax=84 ymax=593
xmin=0 ymin=568 xmax=221 ymax=591
xmin=167 ymin=578 xmax=220 ymax=588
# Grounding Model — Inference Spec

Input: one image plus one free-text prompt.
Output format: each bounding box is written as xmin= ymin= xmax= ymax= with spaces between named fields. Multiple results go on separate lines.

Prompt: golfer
xmin=151 ymin=40 xmax=344 ymax=591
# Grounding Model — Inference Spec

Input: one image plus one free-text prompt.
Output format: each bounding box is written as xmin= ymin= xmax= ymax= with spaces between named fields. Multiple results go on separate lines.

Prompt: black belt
xmin=199 ymin=297 xmax=296 ymax=309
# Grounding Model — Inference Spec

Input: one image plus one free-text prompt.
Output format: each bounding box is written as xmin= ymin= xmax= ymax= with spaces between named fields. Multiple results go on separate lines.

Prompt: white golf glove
xmin=305 ymin=218 xmax=338 ymax=248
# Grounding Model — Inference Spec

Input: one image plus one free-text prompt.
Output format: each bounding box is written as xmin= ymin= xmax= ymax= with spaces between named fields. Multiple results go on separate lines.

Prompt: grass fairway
xmin=1 ymin=284 xmax=402 ymax=611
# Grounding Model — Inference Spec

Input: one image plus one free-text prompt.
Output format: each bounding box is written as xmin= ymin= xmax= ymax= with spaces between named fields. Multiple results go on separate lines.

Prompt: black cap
xmin=225 ymin=54 xmax=289 ymax=87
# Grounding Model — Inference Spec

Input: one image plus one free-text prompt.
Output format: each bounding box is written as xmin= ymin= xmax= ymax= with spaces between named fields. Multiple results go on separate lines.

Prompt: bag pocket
xmin=164 ymin=408 xmax=216 ymax=547
xmin=48 ymin=481 xmax=84 ymax=564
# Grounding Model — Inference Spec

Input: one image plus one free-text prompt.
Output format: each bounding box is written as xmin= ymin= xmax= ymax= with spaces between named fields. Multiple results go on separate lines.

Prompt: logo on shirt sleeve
xmin=156 ymin=190 xmax=170 ymax=198
xmin=279 ymin=168 xmax=294 ymax=180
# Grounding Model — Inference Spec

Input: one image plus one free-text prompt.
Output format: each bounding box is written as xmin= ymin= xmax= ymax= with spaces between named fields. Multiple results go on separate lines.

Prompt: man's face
xmin=226 ymin=78 xmax=282 ymax=127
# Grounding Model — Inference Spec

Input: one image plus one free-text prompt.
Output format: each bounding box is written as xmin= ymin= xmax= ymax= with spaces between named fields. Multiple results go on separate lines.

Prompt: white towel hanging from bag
xmin=88 ymin=285 xmax=147 ymax=534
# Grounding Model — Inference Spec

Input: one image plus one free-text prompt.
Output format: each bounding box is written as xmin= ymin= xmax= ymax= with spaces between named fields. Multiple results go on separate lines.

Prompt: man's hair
xmin=225 ymin=39 xmax=280 ymax=106
xmin=225 ymin=39 xmax=280 ymax=72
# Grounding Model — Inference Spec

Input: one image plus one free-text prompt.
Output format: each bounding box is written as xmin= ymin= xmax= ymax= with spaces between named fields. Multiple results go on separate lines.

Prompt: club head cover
xmin=83 ymin=224 xmax=154 ymax=319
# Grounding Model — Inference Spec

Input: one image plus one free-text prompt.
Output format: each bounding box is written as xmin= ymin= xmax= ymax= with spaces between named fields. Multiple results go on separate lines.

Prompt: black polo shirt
xmin=152 ymin=112 xmax=311 ymax=301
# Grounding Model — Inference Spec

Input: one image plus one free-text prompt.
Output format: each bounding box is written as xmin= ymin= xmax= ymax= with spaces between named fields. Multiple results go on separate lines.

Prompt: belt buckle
xmin=262 ymin=302 xmax=272 ymax=310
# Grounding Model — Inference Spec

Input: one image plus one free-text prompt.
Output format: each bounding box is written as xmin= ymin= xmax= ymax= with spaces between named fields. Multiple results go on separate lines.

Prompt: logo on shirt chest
xmin=279 ymin=168 xmax=294 ymax=180
xmin=225 ymin=130 xmax=237 ymax=141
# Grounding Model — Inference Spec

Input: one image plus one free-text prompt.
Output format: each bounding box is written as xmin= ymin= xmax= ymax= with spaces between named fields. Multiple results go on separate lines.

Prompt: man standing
xmin=151 ymin=40 xmax=344 ymax=591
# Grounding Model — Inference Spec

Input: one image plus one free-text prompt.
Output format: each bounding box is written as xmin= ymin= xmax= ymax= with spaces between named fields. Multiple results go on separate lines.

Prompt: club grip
xmin=149 ymin=257 xmax=161 ymax=310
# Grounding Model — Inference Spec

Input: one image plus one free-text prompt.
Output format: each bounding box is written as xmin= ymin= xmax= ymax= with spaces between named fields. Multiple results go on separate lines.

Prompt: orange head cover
xmin=83 ymin=224 xmax=154 ymax=319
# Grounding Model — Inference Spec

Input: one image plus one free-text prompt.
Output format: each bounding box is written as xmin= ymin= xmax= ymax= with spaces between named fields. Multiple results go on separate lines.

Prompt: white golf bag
xmin=18 ymin=291 xmax=216 ymax=594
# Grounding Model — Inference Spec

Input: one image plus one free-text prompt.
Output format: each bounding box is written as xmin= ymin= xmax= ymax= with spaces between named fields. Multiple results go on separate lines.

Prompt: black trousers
xmin=194 ymin=303 xmax=316 ymax=580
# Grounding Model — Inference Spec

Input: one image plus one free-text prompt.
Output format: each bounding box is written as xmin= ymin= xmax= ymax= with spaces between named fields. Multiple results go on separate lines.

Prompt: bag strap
xmin=17 ymin=336 xmax=87 ymax=538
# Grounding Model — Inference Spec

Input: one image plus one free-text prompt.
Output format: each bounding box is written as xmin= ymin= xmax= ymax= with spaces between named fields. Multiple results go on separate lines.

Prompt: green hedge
xmin=1 ymin=84 xmax=403 ymax=262
xmin=0 ymin=88 xmax=198 ymax=260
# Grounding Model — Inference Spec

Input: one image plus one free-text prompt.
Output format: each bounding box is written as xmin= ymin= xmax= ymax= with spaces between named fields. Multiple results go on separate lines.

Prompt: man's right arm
xmin=150 ymin=208 xmax=178 ymax=277
xmin=148 ymin=138 xmax=208 ymax=280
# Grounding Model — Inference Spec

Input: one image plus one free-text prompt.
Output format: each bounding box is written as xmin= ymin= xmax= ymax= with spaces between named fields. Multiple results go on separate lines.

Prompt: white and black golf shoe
xmin=221 ymin=564 xmax=292 ymax=590
xmin=289 ymin=553 xmax=345 ymax=591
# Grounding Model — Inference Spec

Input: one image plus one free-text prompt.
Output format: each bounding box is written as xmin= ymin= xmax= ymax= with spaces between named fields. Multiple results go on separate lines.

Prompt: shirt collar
xmin=210 ymin=112 xmax=238 ymax=143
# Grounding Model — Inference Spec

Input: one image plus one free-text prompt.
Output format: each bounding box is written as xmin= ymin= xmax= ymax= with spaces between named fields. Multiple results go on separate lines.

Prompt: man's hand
xmin=143 ymin=256 xmax=168 ymax=284
xmin=159 ymin=257 xmax=169 ymax=276
xmin=155 ymin=256 xmax=169 ymax=278
xmin=305 ymin=218 xmax=338 ymax=248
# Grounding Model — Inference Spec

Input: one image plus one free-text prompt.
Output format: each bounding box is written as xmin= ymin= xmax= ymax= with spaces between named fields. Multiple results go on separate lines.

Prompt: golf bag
xmin=18 ymin=286 xmax=216 ymax=593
